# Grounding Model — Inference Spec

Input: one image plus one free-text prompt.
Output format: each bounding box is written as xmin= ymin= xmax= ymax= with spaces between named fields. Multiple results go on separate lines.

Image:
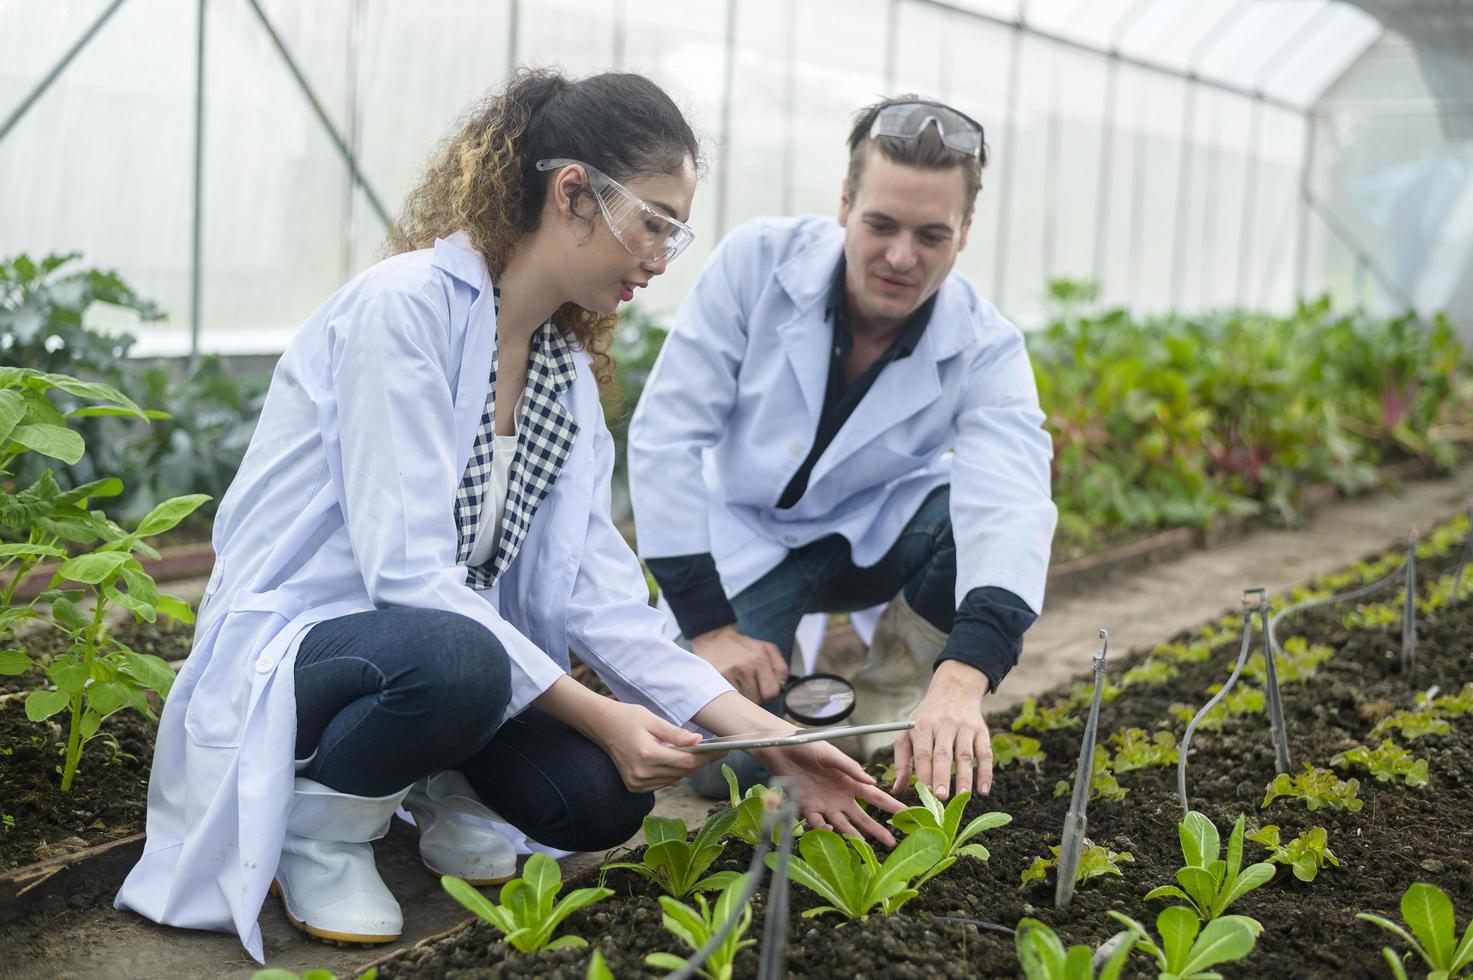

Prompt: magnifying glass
xmin=777 ymin=671 xmax=856 ymax=726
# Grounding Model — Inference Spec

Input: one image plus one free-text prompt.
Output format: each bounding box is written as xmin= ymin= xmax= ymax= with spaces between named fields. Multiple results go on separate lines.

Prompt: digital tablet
xmin=675 ymin=720 xmax=916 ymax=754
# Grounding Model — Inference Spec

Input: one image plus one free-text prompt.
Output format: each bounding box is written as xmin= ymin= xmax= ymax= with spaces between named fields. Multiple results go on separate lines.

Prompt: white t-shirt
xmin=467 ymin=401 xmax=521 ymax=568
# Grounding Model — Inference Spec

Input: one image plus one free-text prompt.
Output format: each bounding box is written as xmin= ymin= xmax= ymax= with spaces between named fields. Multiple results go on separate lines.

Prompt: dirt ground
xmin=3 ymin=463 xmax=1470 ymax=980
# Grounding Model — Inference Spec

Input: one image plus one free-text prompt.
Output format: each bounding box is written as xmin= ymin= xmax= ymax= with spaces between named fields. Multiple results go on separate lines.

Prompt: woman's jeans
xmin=292 ymin=607 xmax=651 ymax=852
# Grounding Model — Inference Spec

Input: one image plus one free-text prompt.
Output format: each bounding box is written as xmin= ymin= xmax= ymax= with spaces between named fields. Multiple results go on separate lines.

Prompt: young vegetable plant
xmin=1246 ymin=825 xmax=1340 ymax=882
xmin=1012 ymin=697 xmax=1081 ymax=733
xmin=1053 ymin=746 xmax=1127 ymax=802
xmin=1145 ymin=812 xmax=1275 ymax=921
xmin=442 ymin=852 xmax=611 ymax=953
xmin=993 ymin=731 xmax=1046 ymax=769
xmin=1015 ymin=917 xmax=1141 ymax=980
xmin=1168 ymin=686 xmax=1264 ymax=731
xmin=645 ymin=872 xmax=756 ymax=980
xmin=720 ymin=764 xmax=799 ymax=846
xmin=1262 ymin=765 xmax=1363 ymax=812
xmin=1121 ymin=658 xmax=1178 ymax=688
xmin=1245 ymin=636 xmax=1332 ymax=685
xmin=889 ymin=782 xmax=1011 ymax=882
xmin=1020 ymin=843 xmax=1134 ymax=890
xmin=1357 ymin=881 xmax=1473 ymax=980
xmin=603 ymin=809 xmax=740 ymax=899
xmin=1330 ymin=740 xmax=1429 ymax=787
xmin=765 ymin=826 xmax=946 ymax=919
xmin=1372 ymin=706 xmax=1451 ymax=741
xmin=1109 ymin=728 xmax=1179 ymax=772
xmin=1107 ymin=907 xmax=1262 ymax=980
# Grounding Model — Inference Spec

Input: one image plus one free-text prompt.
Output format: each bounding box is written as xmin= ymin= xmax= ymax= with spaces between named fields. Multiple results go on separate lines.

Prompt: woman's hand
xmin=754 ymin=741 xmax=903 ymax=847
xmin=588 ymin=699 xmax=717 ymax=793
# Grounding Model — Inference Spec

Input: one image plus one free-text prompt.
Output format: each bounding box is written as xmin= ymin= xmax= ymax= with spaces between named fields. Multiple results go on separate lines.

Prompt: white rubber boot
xmin=402 ymin=770 xmax=517 ymax=885
xmin=844 ymin=592 xmax=948 ymax=760
xmin=272 ymin=777 xmax=409 ymax=945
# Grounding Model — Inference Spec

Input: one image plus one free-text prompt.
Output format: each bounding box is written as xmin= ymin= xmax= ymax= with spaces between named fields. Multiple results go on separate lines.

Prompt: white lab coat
xmin=628 ymin=215 xmax=1056 ymax=618
xmin=114 ymin=234 xmax=732 ymax=963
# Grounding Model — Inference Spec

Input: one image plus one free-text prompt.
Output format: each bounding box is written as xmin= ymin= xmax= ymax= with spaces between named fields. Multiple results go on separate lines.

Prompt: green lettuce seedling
xmin=1015 ymin=917 xmax=1141 ymax=980
xmin=890 ymin=782 xmax=1011 ymax=883
xmin=1246 ymin=825 xmax=1339 ymax=882
xmin=1107 ymin=907 xmax=1262 ymax=980
xmin=602 ymin=809 xmax=740 ymax=898
xmin=1432 ymin=682 xmax=1473 ymax=717
xmin=1372 ymin=707 xmax=1451 ymax=741
xmin=1262 ymin=765 xmax=1363 ymax=812
xmin=1020 ymin=843 xmax=1133 ymax=890
xmin=1145 ymin=812 xmax=1275 ymax=921
xmin=1245 ymin=636 xmax=1332 ymax=685
xmin=442 ymin=852 xmax=611 ymax=953
xmin=720 ymin=764 xmax=799 ymax=846
xmin=1109 ymin=728 xmax=1179 ymax=772
xmin=1121 ymin=658 xmax=1179 ymax=688
xmin=1331 ymin=740 xmax=1429 ymax=787
xmin=765 ymin=826 xmax=945 ymax=919
xmin=1152 ymin=640 xmax=1214 ymax=663
xmin=1054 ymin=746 xmax=1127 ymax=802
xmin=993 ymin=732 xmax=1046 ymax=769
xmin=1012 ymin=697 xmax=1081 ymax=733
xmin=1168 ymin=685 xmax=1265 ymax=731
xmin=645 ymin=872 xmax=755 ymax=980
xmin=1357 ymin=881 xmax=1473 ymax=980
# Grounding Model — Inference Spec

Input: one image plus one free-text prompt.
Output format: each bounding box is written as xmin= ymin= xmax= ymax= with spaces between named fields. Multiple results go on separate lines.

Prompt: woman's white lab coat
xmin=114 ymin=234 xmax=731 ymax=963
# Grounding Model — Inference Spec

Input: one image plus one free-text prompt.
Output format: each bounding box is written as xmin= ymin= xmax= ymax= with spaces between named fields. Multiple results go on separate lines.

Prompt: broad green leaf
xmin=797 ymin=829 xmax=862 ymax=913
xmin=51 ymin=596 xmax=85 ymax=629
xmin=1016 ymin=919 xmax=1069 ymax=979
xmin=1146 ymin=884 xmax=1192 ymax=905
xmin=1452 ymin=920 xmax=1473 ymax=973
xmin=1402 ymin=882 xmax=1456 ymax=969
xmin=1225 ymin=815 xmax=1245 ymax=880
xmin=956 ymin=811 xmax=1012 ymax=845
xmin=80 ymin=709 xmax=102 ymax=739
xmin=1216 ymin=862 xmax=1275 ymax=915
xmin=0 ymin=389 xmax=24 ymax=443
xmin=1359 ymin=913 xmax=1429 ymax=962
xmin=441 ymin=875 xmax=515 ymax=934
xmin=117 ymin=561 xmax=160 ymax=605
xmin=105 ymin=580 xmax=156 ymax=622
xmin=769 ymin=851 xmax=848 ymax=914
xmin=86 ymin=681 xmax=131 ymax=716
xmin=523 ymin=851 xmax=561 ymax=912
xmin=541 ymin=934 xmax=587 ymax=950
xmin=155 ymin=594 xmax=195 ymax=624
xmin=55 ymin=477 xmax=123 ymax=506
xmin=39 ymin=375 xmax=146 ymax=416
xmin=25 ymin=688 xmax=69 ymax=721
xmin=48 ymin=658 xmax=88 ymax=697
xmin=588 ymin=949 xmax=617 ymax=980
xmin=1177 ymin=866 xmax=1218 ymax=915
xmin=643 ymin=815 xmax=687 ymax=847
xmin=1181 ymin=811 xmax=1219 ymax=868
xmin=1158 ymin=905 xmax=1201 ymax=971
xmin=866 ymin=828 xmax=946 ymax=907
xmin=1178 ymin=915 xmax=1261 ymax=974
xmin=10 ymin=423 xmax=84 ymax=463
xmin=644 ymin=952 xmax=687 ymax=973
xmin=1063 ymin=945 xmax=1094 ymax=979
xmin=0 ymin=542 xmax=67 ymax=559
xmin=694 ymin=870 xmax=743 ymax=893
xmin=58 ymin=550 xmax=131 ymax=584
xmin=0 ymin=649 xmax=31 ymax=675
xmin=956 ymin=843 xmax=991 ymax=861
xmin=135 ymin=494 xmax=210 ymax=537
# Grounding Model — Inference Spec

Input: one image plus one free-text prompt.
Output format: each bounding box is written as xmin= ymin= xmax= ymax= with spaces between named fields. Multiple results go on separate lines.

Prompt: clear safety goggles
xmin=868 ymin=100 xmax=986 ymax=160
xmin=536 ymin=158 xmax=696 ymax=265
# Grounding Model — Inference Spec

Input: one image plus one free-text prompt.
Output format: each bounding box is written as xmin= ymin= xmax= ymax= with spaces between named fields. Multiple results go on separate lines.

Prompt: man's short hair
xmin=846 ymin=95 xmax=987 ymax=216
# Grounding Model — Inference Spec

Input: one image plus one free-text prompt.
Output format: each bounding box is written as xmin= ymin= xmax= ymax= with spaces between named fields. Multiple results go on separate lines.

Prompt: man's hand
xmin=690 ymin=624 xmax=788 ymax=702
xmin=891 ymin=660 xmax=993 ymax=801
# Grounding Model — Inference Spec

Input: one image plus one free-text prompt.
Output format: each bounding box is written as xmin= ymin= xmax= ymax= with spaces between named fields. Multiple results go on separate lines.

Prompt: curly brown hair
xmin=388 ymin=69 xmax=700 ymax=391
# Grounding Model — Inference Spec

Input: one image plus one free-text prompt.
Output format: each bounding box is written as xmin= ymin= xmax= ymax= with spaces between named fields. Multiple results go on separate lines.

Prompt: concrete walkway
xmin=6 ymin=462 xmax=1471 ymax=979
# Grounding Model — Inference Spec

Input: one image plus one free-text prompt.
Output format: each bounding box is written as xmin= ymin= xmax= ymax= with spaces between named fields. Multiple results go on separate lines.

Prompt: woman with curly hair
xmin=116 ymin=70 xmax=902 ymax=960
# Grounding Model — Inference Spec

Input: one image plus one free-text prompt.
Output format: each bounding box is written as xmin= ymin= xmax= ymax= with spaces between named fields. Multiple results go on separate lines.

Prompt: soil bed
xmin=379 ymin=531 xmax=1473 ymax=979
xmin=0 ymin=617 xmax=191 ymax=871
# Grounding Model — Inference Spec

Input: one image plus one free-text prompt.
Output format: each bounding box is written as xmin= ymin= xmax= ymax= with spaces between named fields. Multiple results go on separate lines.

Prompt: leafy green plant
xmin=1262 ymin=765 xmax=1363 ymax=812
xmin=1015 ymin=916 xmax=1142 ymax=980
xmin=1121 ymin=658 xmax=1179 ymax=688
xmin=443 ymin=853 xmax=611 ymax=953
xmin=1371 ymin=707 xmax=1450 ymax=741
xmin=603 ymin=809 xmax=740 ymax=899
xmin=586 ymin=950 xmax=614 ymax=980
xmin=1054 ymin=746 xmax=1127 ymax=802
xmin=1331 ymin=740 xmax=1429 ymax=787
xmin=765 ymin=826 xmax=946 ymax=919
xmin=1145 ymin=812 xmax=1275 ymax=921
xmin=1245 ymin=636 xmax=1332 ymax=685
xmin=992 ymin=731 xmax=1045 ymax=769
xmin=720 ymin=764 xmax=799 ymax=846
xmin=1020 ymin=843 xmax=1134 ymax=890
xmin=1012 ymin=697 xmax=1080 ymax=733
xmin=1107 ymin=907 xmax=1262 ymax=980
xmin=890 ymin=782 xmax=1011 ymax=882
xmin=1152 ymin=640 xmax=1213 ymax=664
xmin=644 ymin=872 xmax=755 ymax=980
xmin=1168 ymin=685 xmax=1264 ymax=731
xmin=1109 ymin=728 xmax=1179 ymax=772
xmin=1246 ymin=825 xmax=1339 ymax=882
xmin=1434 ymin=682 xmax=1473 ymax=717
xmin=1357 ymin=882 xmax=1473 ymax=980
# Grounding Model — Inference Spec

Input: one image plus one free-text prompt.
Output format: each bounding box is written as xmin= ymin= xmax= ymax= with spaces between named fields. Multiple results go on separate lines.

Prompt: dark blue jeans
xmin=687 ymin=485 xmax=956 ymax=797
xmin=293 ymin=607 xmax=652 ymax=852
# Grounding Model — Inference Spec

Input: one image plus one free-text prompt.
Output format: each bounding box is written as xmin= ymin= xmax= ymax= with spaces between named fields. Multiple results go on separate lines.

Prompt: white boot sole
xmin=270 ymin=879 xmax=401 ymax=946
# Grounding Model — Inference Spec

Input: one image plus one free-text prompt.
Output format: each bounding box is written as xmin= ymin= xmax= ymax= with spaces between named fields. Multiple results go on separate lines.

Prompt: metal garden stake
xmin=1056 ymin=628 xmax=1109 ymax=910
xmin=1402 ymin=529 xmax=1418 ymax=673
xmin=1254 ymin=588 xmax=1292 ymax=775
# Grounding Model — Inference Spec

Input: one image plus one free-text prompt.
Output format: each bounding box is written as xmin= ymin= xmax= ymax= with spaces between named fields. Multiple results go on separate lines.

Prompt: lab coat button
xmin=783 ymin=534 xmax=798 ymax=545
xmin=255 ymin=656 xmax=274 ymax=673
xmin=788 ymin=442 xmax=804 ymax=459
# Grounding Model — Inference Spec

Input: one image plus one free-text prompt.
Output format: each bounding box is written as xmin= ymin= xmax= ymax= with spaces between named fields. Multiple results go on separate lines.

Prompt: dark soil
xmin=0 ymin=617 xmax=192 ymax=871
xmin=377 ymin=532 xmax=1473 ymax=979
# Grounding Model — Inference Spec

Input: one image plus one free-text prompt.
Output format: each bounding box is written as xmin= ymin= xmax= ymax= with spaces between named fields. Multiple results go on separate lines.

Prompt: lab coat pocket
xmin=843 ymin=443 xmax=935 ymax=497
xmin=183 ymin=606 xmax=289 ymax=748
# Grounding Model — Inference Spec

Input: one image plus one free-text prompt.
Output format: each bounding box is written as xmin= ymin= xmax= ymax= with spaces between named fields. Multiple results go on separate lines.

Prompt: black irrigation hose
xmin=661 ymin=779 xmax=802 ymax=980
xmin=1177 ymin=619 xmax=1256 ymax=814
xmin=932 ymin=915 xmax=1016 ymax=936
xmin=1266 ymin=556 xmax=1408 ymax=660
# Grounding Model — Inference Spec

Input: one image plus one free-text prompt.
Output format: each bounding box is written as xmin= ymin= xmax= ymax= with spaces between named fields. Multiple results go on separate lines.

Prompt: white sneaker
xmin=403 ymin=771 xmax=517 ymax=885
xmin=273 ymin=777 xmax=409 ymax=945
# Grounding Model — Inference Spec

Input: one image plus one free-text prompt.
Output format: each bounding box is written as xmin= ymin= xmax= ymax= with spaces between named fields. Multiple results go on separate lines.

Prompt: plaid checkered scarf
xmin=453 ymin=284 xmax=580 ymax=589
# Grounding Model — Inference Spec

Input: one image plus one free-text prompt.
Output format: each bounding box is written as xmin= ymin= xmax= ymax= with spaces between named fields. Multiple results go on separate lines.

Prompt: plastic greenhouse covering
xmin=1 ymin=0 xmax=1469 ymax=356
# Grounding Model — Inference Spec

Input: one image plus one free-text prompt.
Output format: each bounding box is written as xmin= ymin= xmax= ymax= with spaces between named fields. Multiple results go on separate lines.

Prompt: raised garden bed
xmin=368 ymin=515 xmax=1473 ymax=979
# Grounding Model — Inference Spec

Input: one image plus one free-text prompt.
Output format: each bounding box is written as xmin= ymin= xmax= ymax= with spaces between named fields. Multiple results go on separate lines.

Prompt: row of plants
xmin=353 ymin=510 xmax=1473 ymax=978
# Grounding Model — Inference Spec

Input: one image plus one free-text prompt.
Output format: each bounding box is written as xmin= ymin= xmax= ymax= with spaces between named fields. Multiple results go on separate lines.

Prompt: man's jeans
xmin=293 ymin=607 xmax=653 ymax=852
xmin=686 ymin=485 xmax=956 ymax=797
